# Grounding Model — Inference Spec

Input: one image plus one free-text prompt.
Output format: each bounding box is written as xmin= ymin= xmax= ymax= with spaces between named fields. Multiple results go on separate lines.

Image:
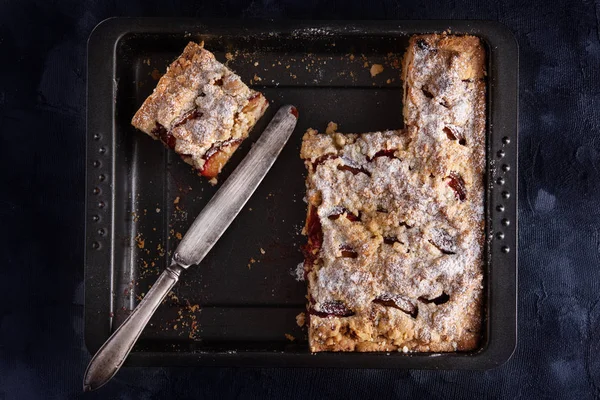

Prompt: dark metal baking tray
xmin=85 ymin=18 xmax=518 ymax=369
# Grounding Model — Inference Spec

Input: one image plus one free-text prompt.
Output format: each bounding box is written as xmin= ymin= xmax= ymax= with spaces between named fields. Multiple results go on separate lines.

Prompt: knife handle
xmin=83 ymin=264 xmax=183 ymax=391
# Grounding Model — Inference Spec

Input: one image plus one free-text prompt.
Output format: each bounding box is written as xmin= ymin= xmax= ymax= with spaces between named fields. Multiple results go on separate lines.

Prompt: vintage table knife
xmin=84 ymin=105 xmax=298 ymax=391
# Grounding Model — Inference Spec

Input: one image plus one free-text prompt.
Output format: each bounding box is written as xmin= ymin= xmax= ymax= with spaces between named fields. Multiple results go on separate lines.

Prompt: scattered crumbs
xmin=277 ymin=61 xmax=281 ymax=65
xmin=225 ymin=52 xmax=234 ymax=61
xmin=156 ymin=208 xmax=161 ymax=213
xmin=175 ymin=232 xmax=183 ymax=240
xmin=363 ymin=61 xmax=369 ymax=68
xmin=167 ymin=290 xmax=179 ymax=303
xmin=349 ymin=54 xmax=355 ymax=61
xmin=249 ymin=207 xmax=253 ymax=211
xmin=296 ymin=312 xmax=306 ymax=327
xmin=385 ymin=53 xmax=402 ymax=69
xmin=135 ymin=233 xmax=145 ymax=249
xmin=254 ymin=61 xmax=259 ymax=66
xmin=208 ymin=177 xmax=218 ymax=186
xmin=402 ymin=346 xmax=409 ymax=353
xmin=285 ymin=65 xmax=290 ymax=69
xmin=253 ymin=74 xmax=262 ymax=82
xmin=165 ymin=301 xmax=202 ymax=339
xmin=260 ymin=248 xmax=266 ymax=255
xmin=152 ymin=227 xmax=156 ymax=231
xmin=157 ymin=243 xmax=165 ymax=257
xmin=190 ymin=320 xmax=199 ymax=339
xmin=325 ymin=121 xmax=338 ymax=135
xmin=386 ymin=78 xmax=392 ymax=84
xmin=151 ymin=68 xmax=162 ymax=80
xmin=285 ymin=333 xmax=296 ymax=342
xmin=174 ymin=196 xmax=180 ymax=205
xmin=144 ymin=58 xmax=151 ymax=66
xmin=370 ymin=64 xmax=384 ymax=77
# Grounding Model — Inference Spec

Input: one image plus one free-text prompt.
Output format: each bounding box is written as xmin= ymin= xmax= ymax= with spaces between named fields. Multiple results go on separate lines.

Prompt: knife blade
xmin=173 ymin=105 xmax=298 ymax=267
xmin=83 ymin=105 xmax=298 ymax=391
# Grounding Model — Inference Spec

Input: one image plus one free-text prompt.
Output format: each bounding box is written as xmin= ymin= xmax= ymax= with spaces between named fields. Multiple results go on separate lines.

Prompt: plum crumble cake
xmin=300 ymin=34 xmax=485 ymax=352
xmin=402 ymin=34 xmax=486 ymax=173
xmin=132 ymin=42 xmax=269 ymax=181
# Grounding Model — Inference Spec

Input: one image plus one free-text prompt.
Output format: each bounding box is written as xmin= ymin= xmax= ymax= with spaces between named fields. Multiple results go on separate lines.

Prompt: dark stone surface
xmin=1 ymin=0 xmax=600 ymax=398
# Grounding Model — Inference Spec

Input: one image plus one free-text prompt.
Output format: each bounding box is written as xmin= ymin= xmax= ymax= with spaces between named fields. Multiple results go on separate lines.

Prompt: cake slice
xmin=132 ymin=42 xmax=269 ymax=181
xmin=402 ymin=34 xmax=486 ymax=177
xmin=300 ymin=34 xmax=486 ymax=353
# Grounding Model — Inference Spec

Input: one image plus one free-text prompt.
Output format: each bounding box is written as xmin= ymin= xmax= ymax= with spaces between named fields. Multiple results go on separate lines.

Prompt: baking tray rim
xmin=85 ymin=17 xmax=518 ymax=370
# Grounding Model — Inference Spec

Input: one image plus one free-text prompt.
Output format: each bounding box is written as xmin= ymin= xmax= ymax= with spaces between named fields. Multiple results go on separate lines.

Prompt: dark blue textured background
xmin=1 ymin=0 xmax=599 ymax=398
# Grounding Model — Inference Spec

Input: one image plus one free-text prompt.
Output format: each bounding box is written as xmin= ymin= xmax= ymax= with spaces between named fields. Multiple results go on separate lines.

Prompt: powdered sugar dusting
xmin=293 ymin=262 xmax=305 ymax=282
xmin=306 ymin=129 xmax=482 ymax=309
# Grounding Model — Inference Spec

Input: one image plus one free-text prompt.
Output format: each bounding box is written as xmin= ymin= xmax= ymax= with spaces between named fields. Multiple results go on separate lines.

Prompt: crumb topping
xmin=302 ymin=34 xmax=485 ymax=353
xmin=132 ymin=42 xmax=268 ymax=177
